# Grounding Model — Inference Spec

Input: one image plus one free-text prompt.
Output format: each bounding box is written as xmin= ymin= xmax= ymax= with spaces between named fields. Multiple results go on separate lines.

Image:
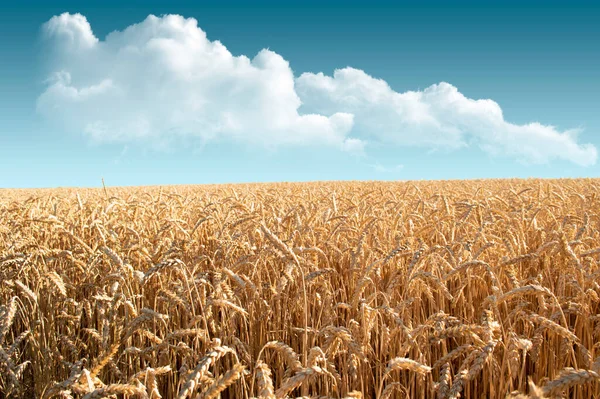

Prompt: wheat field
xmin=1 ymin=179 xmax=600 ymax=398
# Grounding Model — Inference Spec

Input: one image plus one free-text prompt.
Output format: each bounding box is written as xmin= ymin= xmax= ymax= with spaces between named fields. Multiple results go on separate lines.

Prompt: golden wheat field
xmin=1 ymin=179 xmax=600 ymax=399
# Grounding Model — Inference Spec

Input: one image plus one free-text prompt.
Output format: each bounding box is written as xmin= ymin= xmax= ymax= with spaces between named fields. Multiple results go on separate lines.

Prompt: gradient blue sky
xmin=1 ymin=0 xmax=599 ymax=187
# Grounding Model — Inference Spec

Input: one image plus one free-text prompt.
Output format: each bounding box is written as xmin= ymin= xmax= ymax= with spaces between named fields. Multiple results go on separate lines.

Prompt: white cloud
xmin=296 ymin=69 xmax=597 ymax=166
xmin=38 ymin=13 xmax=354 ymax=150
xmin=43 ymin=13 xmax=98 ymax=50
xmin=37 ymin=13 xmax=597 ymax=166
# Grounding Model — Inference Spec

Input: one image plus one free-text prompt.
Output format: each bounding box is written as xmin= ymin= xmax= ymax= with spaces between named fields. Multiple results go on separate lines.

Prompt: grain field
xmin=1 ymin=179 xmax=600 ymax=398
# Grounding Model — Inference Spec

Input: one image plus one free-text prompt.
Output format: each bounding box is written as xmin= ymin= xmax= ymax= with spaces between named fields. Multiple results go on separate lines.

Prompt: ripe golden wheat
xmin=1 ymin=179 xmax=600 ymax=398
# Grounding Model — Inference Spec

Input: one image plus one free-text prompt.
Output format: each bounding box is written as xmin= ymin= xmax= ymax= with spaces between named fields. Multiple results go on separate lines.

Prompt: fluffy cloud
xmin=38 ymin=13 xmax=596 ymax=166
xmin=43 ymin=12 xmax=98 ymax=50
xmin=38 ymin=13 xmax=355 ymax=151
xmin=296 ymin=69 xmax=597 ymax=166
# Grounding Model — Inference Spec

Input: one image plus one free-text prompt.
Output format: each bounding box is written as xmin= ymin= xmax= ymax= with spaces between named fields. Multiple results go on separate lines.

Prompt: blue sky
xmin=1 ymin=0 xmax=599 ymax=187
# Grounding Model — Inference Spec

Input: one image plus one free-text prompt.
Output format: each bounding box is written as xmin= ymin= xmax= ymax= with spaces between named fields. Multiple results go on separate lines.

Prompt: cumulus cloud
xmin=43 ymin=12 xmax=98 ymax=50
xmin=38 ymin=13 xmax=355 ymax=151
xmin=37 ymin=13 xmax=597 ymax=166
xmin=296 ymin=69 xmax=597 ymax=166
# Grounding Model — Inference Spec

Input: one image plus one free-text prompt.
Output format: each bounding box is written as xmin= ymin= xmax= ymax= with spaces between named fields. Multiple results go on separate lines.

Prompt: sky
xmin=1 ymin=0 xmax=599 ymax=188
